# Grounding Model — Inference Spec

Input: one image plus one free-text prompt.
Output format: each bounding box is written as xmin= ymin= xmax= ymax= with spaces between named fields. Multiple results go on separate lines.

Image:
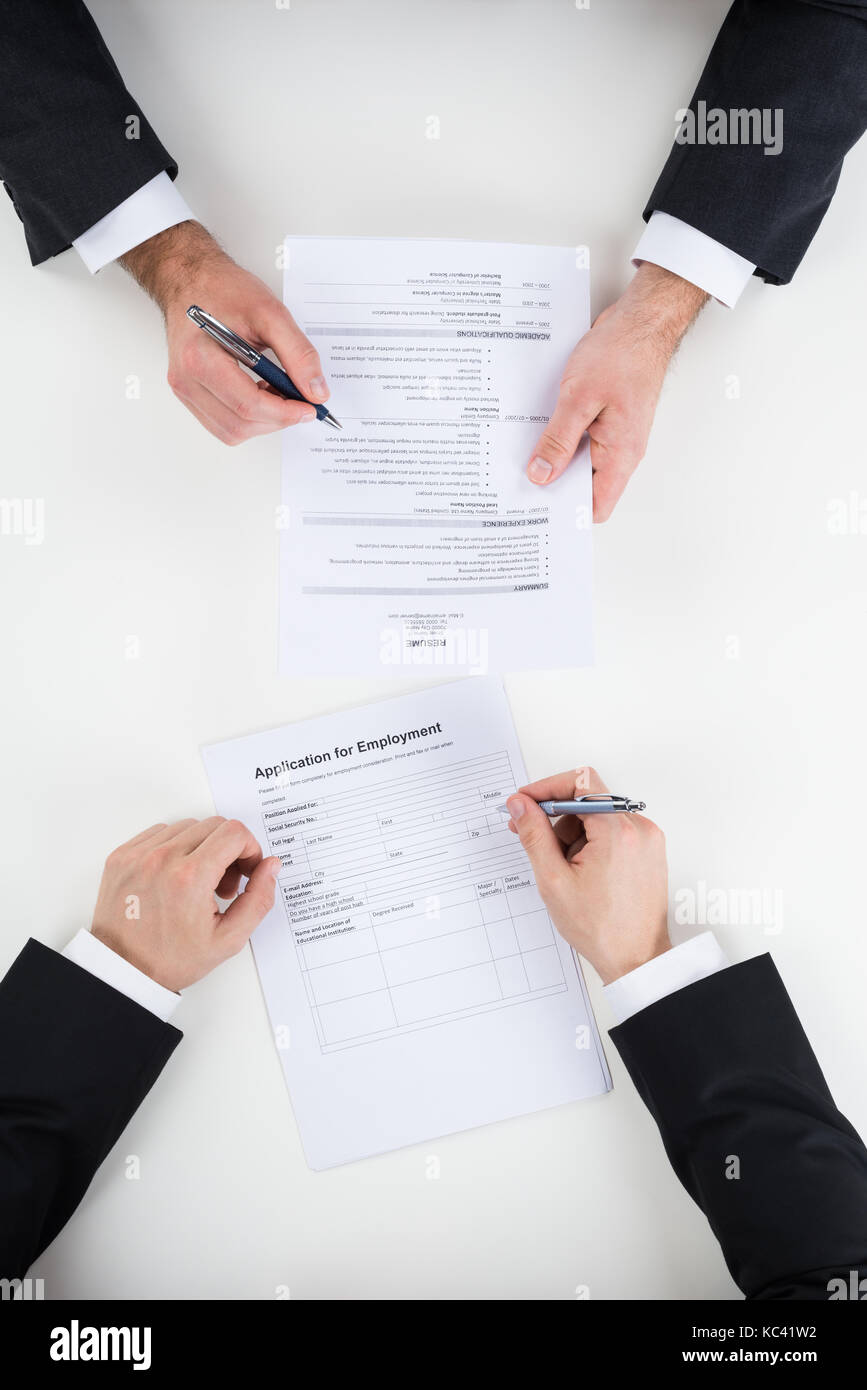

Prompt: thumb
xmin=527 ymin=389 xmax=598 ymax=487
xmin=261 ymin=303 xmax=329 ymax=404
xmin=219 ymin=855 xmax=280 ymax=954
xmin=507 ymin=794 xmax=570 ymax=889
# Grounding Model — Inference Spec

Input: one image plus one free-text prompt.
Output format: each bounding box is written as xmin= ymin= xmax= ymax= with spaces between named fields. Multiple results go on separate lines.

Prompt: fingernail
xmin=527 ymin=457 xmax=553 ymax=484
xmin=302 ymin=408 xmax=317 ymax=422
xmin=268 ymin=857 xmax=281 ymax=878
xmin=308 ymin=375 xmax=328 ymax=401
xmin=506 ymin=796 xmax=525 ymax=821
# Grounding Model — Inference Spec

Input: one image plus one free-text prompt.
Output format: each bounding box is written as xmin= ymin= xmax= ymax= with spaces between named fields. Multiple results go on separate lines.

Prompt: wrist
xmin=120 ymin=220 xmax=227 ymax=315
xmin=594 ymin=932 xmax=673 ymax=986
xmin=90 ymin=923 xmax=170 ymax=991
xmin=619 ymin=262 xmax=709 ymax=352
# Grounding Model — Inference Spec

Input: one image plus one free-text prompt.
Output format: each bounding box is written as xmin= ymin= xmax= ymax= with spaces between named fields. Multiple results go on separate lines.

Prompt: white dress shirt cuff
xmin=71 ymin=171 xmax=195 ymax=274
xmin=604 ymin=931 xmax=730 ymax=1025
xmin=62 ymin=928 xmax=181 ymax=1023
xmin=632 ymin=211 xmax=756 ymax=308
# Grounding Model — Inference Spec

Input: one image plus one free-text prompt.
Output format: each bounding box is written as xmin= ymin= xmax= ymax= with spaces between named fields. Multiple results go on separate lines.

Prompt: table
xmin=1 ymin=0 xmax=865 ymax=1300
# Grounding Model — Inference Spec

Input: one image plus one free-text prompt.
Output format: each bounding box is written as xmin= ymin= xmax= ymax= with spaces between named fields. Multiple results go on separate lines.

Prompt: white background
xmin=1 ymin=0 xmax=865 ymax=1301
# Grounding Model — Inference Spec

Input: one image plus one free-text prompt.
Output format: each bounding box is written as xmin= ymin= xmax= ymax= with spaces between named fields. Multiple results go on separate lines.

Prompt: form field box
xmin=382 ymin=924 xmax=491 ymax=987
xmin=375 ymin=899 xmax=483 ymax=951
xmin=485 ymin=919 xmax=520 ymax=959
xmin=494 ymin=955 xmax=531 ymax=998
xmin=318 ymin=990 xmax=396 ymax=1044
xmin=309 ymin=951 xmax=387 ymax=1006
xmin=505 ymin=882 xmax=545 ymax=917
xmin=524 ymin=945 xmax=565 ymax=991
xmin=301 ymin=926 xmax=377 ymax=970
xmin=390 ymin=962 xmax=502 ymax=1025
xmin=514 ymin=910 xmax=554 ymax=953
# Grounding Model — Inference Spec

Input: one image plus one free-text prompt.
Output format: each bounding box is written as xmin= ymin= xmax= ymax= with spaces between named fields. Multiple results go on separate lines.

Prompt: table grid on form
xmin=257 ymin=750 xmax=570 ymax=1053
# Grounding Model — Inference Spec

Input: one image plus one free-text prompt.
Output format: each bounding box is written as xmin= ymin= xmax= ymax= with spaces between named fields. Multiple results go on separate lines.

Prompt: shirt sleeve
xmin=604 ymin=930 xmax=730 ymax=1024
xmin=71 ymin=171 xmax=194 ymax=273
xmin=62 ymin=928 xmax=181 ymax=1023
xmin=632 ymin=210 xmax=756 ymax=307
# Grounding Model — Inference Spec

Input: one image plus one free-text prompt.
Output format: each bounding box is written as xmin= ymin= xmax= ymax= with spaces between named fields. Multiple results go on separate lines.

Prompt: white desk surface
xmin=1 ymin=0 xmax=865 ymax=1300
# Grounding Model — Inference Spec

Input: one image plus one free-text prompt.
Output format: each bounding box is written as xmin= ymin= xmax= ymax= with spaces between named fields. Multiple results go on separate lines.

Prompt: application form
xmin=279 ymin=238 xmax=593 ymax=677
xmin=202 ymin=678 xmax=611 ymax=1169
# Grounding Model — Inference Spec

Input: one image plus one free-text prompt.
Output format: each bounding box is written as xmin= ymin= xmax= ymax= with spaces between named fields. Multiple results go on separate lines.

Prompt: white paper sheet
xmin=202 ymin=678 xmax=611 ymax=1170
xmin=279 ymin=237 xmax=593 ymax=677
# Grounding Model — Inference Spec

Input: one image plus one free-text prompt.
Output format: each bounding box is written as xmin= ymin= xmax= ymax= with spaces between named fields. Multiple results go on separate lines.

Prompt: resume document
xmin=279 ymin=238 xmax=593 ymax=677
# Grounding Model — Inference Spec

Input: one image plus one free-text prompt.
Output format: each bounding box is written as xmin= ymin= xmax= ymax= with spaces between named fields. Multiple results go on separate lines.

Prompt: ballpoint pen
xmin=186 ymin=305 xmax=342 ymax=429
xmin=496 ymin=793 xmax=646 ymax=816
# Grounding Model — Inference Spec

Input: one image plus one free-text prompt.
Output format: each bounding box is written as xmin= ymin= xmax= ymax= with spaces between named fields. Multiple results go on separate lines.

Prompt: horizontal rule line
xmin=301 ymin=585 xmax=527 ymax=595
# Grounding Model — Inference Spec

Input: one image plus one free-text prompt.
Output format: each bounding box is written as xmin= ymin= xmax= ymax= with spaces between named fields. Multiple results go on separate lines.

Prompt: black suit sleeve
xmin=610 ymin=954 xmax=867 ymax=1299
xmin=0 ymin=0 xmax=177 ymax=265
xmin=645 ymin=0 xmax=867 ymax=283
xmin=0 ymin=939 xmax=181 ymax=1281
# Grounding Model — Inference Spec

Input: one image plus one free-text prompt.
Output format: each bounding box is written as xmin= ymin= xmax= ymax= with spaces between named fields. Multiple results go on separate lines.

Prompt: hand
xmin=121 ymin=221 xmax=329 ymax=445
xmin=90 ymin=817 xmax=281 ymax=992
xmin=526 ymin=264 xmax=708 ymax=520
xmin=506 ymin=767 xmax=670 ymax=984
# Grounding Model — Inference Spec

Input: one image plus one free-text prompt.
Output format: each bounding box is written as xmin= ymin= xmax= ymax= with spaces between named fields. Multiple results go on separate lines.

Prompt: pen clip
xmin=575 ymin=794 xmax=646 ymax=813
xmin=187 ymin=305 xmax=260 ymax=369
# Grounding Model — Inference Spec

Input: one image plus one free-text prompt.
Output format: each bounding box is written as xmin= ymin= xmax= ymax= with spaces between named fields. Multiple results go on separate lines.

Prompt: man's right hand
xmin=506 ymin=767 xmax=671 ymax=984
xmin=90 ymin=817 xmax=281 ymax=992
xmin=121 ymin=221 xmax=329 ymax=445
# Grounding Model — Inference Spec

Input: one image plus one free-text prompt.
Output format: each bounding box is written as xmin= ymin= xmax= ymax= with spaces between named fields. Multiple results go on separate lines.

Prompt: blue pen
xmin=186 ymin=305 xmax=341 ymax=429
xmin=496 ymin=794 xmax=646 ymax=816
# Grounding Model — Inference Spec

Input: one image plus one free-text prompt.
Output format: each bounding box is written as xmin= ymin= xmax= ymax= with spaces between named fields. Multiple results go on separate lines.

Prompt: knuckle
xmin=560 ymin=380 xmax=593 ymax=415
xmin=538 ymin=429 xmax=575 ymax=461
xmin=166 ymin=367 xmax=184 ymax=396
xmin=141 ymin=846 xmax=169 ymax=876
xmin=294 ymin=343 xmax=320 ymax=370
xmin=222 ymin=419 xmax=248 ymax=446
xmin=179 ymin=342 xmax=202 ymax=377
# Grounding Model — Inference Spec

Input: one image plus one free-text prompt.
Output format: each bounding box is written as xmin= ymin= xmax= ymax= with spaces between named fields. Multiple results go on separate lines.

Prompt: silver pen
xmin=496 ymin=793 xmax=646 ymax=816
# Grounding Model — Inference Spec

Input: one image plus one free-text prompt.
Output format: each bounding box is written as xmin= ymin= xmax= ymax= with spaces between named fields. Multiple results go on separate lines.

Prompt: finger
xmin=174 ymin=393 xmax=232 ymax=443
xmin=173 ymin=381 xmax=272 ymax=445
xmin=519 ymin=766 xmax=619 ymax=845
xmin=214 ymin=861 xmax=244 ymax=901
xmin=519 ymin=766 xmax=610 ymax=803
xmin=171 ymin=817 xmax=227 ymax=855
xmin=141 ymin=819 xmax=198 ymax=848
xmin=192 ymin=818 xmax=264 ymax=878
xmin=526 ymin=388 xmax=600 ymax=487
xmin=590 ymin=438 xmax=635 ymax=523
xmin=564 ymin=830 xmax=587 ymax=862
xmin=121 ymin=823 xmax=169 ymax=849
xmin=552 ymin=814 xmax=584 ymax=847
xmin=505 ymin=793 xmax=572 ymax=885
xmin=177 ymin=380 xmax=308 ymax=446
xmin=219 ymin=856 xmax=281 ymax=951
xmin=196 ymin=347 xmax=316 ymax=426
xmin=258 ymin=303 xmax=329 ymax=404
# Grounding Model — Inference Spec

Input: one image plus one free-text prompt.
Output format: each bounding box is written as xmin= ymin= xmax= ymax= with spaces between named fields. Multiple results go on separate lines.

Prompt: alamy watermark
xmin=0 ymin=497 xmax=44 ymax=545
xmin=676 ymin=101 xmax=783 ymax=157
xmin=675 ymin=879 xmax=784 ymax=935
